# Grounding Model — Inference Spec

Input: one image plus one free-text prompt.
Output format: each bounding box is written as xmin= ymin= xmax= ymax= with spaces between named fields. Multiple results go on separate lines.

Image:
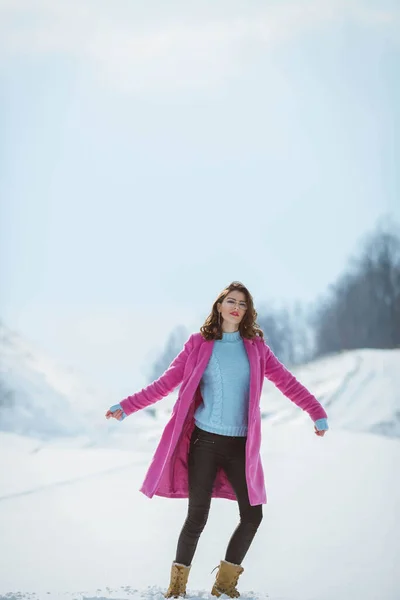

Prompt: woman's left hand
xmin=314 ymin=425 xmax=326 ymax=437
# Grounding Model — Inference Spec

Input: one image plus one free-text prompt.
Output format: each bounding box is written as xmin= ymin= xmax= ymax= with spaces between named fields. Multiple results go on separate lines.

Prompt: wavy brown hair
xmin=200 ymin=281 xmax=264 ymax=341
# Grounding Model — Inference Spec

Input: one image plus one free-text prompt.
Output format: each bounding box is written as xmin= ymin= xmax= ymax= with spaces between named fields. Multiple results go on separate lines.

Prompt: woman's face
xmin=217 ymin=290 xmax=248 ymax=327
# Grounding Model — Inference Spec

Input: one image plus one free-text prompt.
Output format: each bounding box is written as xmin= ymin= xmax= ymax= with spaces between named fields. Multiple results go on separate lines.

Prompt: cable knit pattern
xmin=194 ymin=330 xmax=250 ymax=436
xmin=208 ymin=353 xmax=223 ymax=427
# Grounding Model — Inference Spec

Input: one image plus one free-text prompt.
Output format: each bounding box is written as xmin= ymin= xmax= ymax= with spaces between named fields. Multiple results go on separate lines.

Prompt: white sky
xmin=1 ymin=0 xmax=399 ymax=396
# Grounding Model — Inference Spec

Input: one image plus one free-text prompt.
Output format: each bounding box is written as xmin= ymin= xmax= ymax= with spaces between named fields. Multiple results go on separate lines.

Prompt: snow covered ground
xmin=1 ymin=421 xmax=399 ymax=600
xmin=1 ymin=327 xmax=399 ymax=599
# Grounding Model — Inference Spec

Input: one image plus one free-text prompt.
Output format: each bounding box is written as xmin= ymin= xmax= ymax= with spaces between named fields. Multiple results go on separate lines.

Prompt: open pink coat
xmin=120 ymin=332 xmax=328 ymax=506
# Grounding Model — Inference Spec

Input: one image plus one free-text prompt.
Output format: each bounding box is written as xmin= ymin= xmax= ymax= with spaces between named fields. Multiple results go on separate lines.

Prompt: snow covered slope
xmin=0 ymin=324 xmax=157 ymax=443
xmin=261 ymin=348 xmax=400 ymax=438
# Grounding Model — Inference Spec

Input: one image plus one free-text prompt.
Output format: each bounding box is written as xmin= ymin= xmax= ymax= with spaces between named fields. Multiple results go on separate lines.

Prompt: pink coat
xmin=120 ymin=332 xmax=328 ymax=506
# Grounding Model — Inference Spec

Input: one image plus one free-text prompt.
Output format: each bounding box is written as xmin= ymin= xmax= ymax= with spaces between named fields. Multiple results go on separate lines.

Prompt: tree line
xmin=150 ymin=219 xmax=400 ymax=381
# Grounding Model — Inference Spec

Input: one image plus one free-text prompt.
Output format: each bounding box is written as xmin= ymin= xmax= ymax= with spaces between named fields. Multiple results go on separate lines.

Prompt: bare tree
xmin=258 ymin=304 xmax=311 ymax=366
xmin=0 ymin=378 xmax=15 ymax=412
xmin=313 ymin=220 xmax=400 ymax=357
xmin=147 ymin=325 xmax=189 ymax=383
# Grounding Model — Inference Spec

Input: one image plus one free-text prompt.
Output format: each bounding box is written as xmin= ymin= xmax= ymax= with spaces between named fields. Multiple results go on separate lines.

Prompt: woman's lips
xmin=230 ymin=312 xmax=239 ymax=317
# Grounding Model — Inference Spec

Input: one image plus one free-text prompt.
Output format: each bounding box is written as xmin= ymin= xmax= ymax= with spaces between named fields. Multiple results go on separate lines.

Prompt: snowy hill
xmin=0 ymin=324 xmax=158 ymax=445
xmin=261 ymin=348 xmax=400 ymax=438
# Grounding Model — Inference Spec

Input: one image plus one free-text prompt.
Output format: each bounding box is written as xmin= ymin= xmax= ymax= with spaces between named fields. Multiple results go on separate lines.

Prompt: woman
xmin=105 ymin=281 xmax=328 ymax=598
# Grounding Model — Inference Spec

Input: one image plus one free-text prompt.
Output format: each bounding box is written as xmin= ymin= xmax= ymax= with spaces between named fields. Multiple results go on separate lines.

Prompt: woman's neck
xmin=221 ymin=324 xmax=239 ymax=333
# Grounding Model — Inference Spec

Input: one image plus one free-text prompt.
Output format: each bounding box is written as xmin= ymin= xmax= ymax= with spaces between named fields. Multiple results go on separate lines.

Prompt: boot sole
xmin=211 ymin=587 xmax=240 ymax=598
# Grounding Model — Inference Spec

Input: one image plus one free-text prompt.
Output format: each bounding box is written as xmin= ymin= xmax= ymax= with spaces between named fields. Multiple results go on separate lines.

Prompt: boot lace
xmin=176 ymin=570 xmax=186 ymax=597
xmin=227 ymin=572 xmax=241 ymax=597
xmin=211 ymin=564 xmax=241 ymax=598
xmin=165 ymin=566 xmax=187 ymax=599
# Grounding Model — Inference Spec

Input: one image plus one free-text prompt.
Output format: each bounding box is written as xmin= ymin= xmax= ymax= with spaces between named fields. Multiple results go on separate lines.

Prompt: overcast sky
xmin=1 ymin=0 xmax=399 ymax=398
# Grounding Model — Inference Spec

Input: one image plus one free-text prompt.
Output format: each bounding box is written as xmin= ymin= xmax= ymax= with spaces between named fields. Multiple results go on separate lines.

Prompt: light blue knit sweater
xmin=194 ymin=330 xmax=250 ymax=436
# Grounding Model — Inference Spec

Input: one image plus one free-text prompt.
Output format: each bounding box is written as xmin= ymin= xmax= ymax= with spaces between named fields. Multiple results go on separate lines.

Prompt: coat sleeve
xmin=119 ymin=334 xmax=194 ymax=416
xmin=262 ymin=340 xmax=328 ymax=423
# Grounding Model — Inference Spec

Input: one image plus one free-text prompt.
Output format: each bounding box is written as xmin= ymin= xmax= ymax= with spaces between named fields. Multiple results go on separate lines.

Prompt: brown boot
xmin=211 ymin=559 xmax=244 ymax=598
xmin=164 ymin=562 xmax=191 ymax=598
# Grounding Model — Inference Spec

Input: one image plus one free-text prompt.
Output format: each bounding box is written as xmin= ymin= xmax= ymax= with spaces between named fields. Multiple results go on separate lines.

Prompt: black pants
xmin=175 ymin=426 xmax=263 ymax=566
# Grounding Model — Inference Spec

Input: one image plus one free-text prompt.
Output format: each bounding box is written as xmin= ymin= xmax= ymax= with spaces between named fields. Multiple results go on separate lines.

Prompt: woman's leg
xmin=222 ymin=438 xmax=263 ymax=565
xmin=174 ymin=428 xmax=219 ymax=566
